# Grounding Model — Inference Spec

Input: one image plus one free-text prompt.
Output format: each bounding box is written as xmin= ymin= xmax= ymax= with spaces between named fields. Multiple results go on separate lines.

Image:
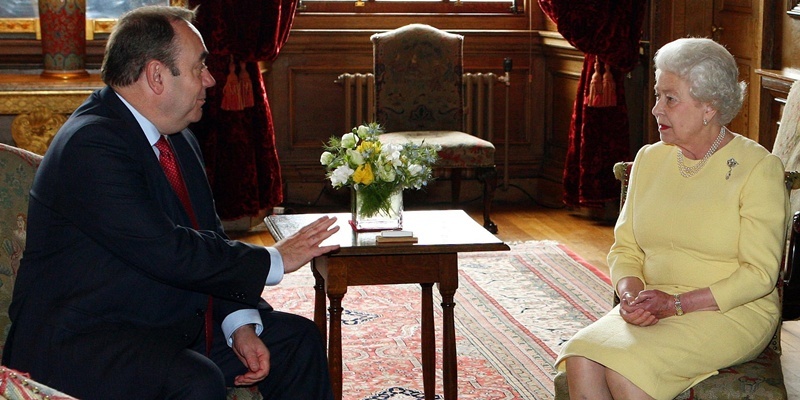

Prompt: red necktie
xmin=155 ymin=136 xmax=199 ymax=228
xmin=155 ymin=136 xmax=213 ymax=355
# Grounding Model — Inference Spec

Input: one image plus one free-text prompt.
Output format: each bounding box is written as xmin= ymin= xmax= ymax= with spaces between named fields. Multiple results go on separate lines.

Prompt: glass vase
xmin=351 ymin=186 xmax=403 ymax=231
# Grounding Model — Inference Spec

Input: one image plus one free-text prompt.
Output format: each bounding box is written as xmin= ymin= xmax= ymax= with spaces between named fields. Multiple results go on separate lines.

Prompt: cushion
xmin=380 ymin=131 xmax=495 ymax=168
xmin=0 ymin=366 xmax=77 ymax=399
xmin=227 ymin=386 xmax=262 ymax=400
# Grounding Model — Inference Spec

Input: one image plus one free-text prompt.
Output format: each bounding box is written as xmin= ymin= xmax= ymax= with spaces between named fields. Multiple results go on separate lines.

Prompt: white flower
xmin=347 ymin=148 xmax=364 ymax=165
xmin=356 ymin=125 xmax=370 ymax=139
xmin=322 ymin=123 xmax=437 ymax=194
xmin=320 ymin=151 xmax=334 ymax=166
xmin=376 ymin=163 xmax=397 ymax=182
xmin=382 ymin=143 xmax=403 ymax=167
xmin=330 ymin=165 xmax=354 ymax=187
xmin=407 ymin=164 xmax=423 ymax=176
xmin=341 ymin=132 xmax=357 ymax=149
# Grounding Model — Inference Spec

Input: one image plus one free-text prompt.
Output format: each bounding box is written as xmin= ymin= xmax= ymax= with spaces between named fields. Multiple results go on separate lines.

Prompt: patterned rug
xmin=263 ymin=240 xmax=612 ymax=399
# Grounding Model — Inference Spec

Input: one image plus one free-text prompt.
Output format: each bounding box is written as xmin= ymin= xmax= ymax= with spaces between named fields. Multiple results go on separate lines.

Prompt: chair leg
xmin=478 ymin=166 xmax=498 ymax=233
xmin=450 ymin=169 xmax=462 ymax=205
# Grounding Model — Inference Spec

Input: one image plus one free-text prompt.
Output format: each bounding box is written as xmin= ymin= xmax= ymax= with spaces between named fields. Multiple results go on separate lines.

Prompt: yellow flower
xmin=352 ymin=163 xmax=374 ymax=185
xmin=356 ymin=140 xmax=380 ymax=155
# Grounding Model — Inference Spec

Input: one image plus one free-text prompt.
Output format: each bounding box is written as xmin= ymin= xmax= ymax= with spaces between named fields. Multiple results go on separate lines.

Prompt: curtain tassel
xmin=600 ymin=65 xmax=617 ymax=107
xmin=239 ymin=61 xmax=254 ymax=109
xmin=221 ymin=56 xmax=244 ymax=111
xmin=587 ymin=58 xmax=616 ymax=108
xmin=587 ymin=57 xmax=603 ymax=107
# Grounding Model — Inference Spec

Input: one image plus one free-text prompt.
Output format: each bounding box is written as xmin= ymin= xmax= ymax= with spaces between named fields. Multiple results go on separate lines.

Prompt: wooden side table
xmin=265 ymin=209 xmax=509 ymax=400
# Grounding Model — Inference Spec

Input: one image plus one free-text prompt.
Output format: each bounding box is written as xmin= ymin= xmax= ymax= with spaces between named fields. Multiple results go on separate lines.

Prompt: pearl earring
xmin=703 ymin=119 xmax=708 ymax=126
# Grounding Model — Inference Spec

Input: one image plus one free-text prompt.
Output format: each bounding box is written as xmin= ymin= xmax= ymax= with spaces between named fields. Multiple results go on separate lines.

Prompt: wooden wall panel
xmin=541 ymin=46 xmax=583 ymax=182
xmin=266 ymin=29 xmax=559 ymax=205
xmin=287 ymin=68 xmax=349 ymax=150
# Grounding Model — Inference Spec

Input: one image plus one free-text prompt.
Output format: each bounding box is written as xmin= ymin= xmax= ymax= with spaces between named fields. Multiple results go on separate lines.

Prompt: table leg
xmin=312 ymin=261 xmax=327 ymax=342
xmin=440 ymin=258 xmax=459 ymax=400
xmin=420 ymin=283 xmax=435 ymax=400
xmin=328 ymin=293 xmax=344 ymax=400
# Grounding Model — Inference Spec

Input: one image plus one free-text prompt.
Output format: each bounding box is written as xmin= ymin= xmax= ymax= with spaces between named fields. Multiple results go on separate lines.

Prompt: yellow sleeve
xmin=710 ymin=155 xmax=788 ymax=312
xmin=607 ymin=146 xmax=648 ymax=295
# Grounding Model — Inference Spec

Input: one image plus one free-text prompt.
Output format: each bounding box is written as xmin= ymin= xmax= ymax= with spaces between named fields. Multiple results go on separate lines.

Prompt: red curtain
xmin=538 ymin=0 xmax=646 ymax=208
xmin=188 ymin=0 xmax=298 ymax=220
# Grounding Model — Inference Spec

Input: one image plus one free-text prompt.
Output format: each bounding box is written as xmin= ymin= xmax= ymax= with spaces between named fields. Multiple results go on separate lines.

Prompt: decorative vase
xmin=39 ymin=0 xmax=89 ymax=79
xmin=351 ymin=186 xmax=403 ymax=231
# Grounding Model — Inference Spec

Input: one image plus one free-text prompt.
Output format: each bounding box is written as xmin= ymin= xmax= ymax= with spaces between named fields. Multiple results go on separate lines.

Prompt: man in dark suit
xmin=2 ymin=6 xmax=338 ymax=399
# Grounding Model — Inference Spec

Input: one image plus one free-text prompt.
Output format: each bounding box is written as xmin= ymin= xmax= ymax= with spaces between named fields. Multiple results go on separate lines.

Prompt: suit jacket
xmin=3 ymin=87 xmax=271 ymax=399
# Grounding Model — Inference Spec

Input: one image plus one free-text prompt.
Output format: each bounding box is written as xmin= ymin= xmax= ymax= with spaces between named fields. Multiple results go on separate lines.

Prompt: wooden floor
xmin=231 ymin=200 xmax=800 ymax=397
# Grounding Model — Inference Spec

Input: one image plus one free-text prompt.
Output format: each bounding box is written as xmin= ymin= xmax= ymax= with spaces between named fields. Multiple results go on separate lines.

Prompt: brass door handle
xmin=712 ymin=25 xmax=724 ymax=40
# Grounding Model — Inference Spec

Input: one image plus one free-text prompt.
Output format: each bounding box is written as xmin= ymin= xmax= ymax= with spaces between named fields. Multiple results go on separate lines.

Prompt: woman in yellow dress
xmin=555 ymin=37 xmax=788 ymax=399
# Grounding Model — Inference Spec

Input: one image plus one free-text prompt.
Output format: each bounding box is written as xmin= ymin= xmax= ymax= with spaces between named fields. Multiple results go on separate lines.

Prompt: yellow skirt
xmin=555 ymin=292 xmax=778 ymax=399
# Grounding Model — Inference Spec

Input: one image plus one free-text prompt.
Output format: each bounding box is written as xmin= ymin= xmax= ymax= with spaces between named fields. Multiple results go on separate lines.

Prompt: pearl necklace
xmin=676 ymin=126 xmax=727 ymax=178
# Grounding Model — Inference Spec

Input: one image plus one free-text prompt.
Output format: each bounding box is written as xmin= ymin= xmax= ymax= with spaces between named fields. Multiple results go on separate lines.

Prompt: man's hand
xmin=275 ymin=216 xmax=340 ymax=274
xmin=231 ymin=325 xmax=270 ymax=386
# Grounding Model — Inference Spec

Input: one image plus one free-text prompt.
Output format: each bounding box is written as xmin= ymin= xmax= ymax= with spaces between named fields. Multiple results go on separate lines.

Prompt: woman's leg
xmin=565 ymin=356 xmax=613 ymax=400
xmin=606 ymin=368 xmax=655 ymax=400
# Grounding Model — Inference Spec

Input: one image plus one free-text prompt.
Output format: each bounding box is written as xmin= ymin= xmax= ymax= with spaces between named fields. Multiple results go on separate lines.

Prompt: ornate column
xmin=39 ymin=0 xmax=89 ymax=79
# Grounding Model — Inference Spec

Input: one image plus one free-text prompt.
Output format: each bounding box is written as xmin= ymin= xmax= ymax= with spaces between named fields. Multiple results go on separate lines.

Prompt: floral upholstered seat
xmin=379 ymin=131 xmax=494 ymax=169
xmin=0 ymin=144 xmax=81 ymax=398
xmin=371 ymin=24 xmax=498 ymax=233
xmin=0 ymin=143 xmax=42 ymax=358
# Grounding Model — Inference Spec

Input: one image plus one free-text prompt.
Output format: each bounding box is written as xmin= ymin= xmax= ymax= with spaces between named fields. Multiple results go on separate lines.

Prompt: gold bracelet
xmin=674 ymin=293 xmax=684 ymax=316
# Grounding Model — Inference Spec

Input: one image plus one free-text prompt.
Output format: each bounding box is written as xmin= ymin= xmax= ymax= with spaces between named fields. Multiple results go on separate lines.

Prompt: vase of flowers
xmin=321 ymin=123 xmax=439 ymax=231
xmin=351 ymin=185 xmax=404 ymax=231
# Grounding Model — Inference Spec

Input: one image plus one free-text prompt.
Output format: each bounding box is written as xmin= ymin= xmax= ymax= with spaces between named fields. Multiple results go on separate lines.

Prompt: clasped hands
xmin=619 ymin=289 xmax=677 ymax=327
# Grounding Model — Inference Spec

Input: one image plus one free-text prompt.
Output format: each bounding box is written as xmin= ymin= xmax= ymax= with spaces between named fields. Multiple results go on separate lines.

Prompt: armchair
xmin=553 ymin=161 xmax=799 ymax=399
xmin=0 ymin=143 xmax=264 ymax=399
xmin=0 ymin=144 xmax=79 ymax=399
xmin=371 ymin=24 xmax=499 ymax=233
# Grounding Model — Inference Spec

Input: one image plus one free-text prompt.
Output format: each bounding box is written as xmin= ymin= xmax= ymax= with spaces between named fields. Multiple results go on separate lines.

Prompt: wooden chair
xmin=371 ymin=24 xmax=499 ymax=233
xmin=553 ymin=161 xmax=800 ymax=399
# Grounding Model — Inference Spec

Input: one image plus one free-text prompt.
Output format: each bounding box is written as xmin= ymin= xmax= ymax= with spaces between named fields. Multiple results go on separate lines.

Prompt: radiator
xmin=463 ymin=72 xmax=497 ymax=141
xmin=336 ymin=73 xmax=376 ymax=132
xmin=336 ymin=72 xmax=498 ymax=140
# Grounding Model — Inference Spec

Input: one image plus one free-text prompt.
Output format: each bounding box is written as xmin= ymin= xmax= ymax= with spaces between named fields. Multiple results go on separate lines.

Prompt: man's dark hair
xmin=101 ymin=6 xmax=197 ymax=87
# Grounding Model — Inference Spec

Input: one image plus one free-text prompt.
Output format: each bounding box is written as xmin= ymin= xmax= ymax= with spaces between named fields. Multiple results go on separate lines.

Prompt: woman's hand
xmin=619 ymin=291 xmax=659 ymax=326
xmin=629 ymin=289 xmax=677 ymax=319
xmin=616 ymin=278 xmax=658 ymax=326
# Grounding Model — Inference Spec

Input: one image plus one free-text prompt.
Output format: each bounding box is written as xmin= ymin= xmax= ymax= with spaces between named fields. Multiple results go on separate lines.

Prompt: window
xmin=790 ymin=0 xmax=800 ymax=18
xmin=0 ymin=0 xmax=179 ymax=37
xmin=298 ymin=0 xmax=520 ymax=15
